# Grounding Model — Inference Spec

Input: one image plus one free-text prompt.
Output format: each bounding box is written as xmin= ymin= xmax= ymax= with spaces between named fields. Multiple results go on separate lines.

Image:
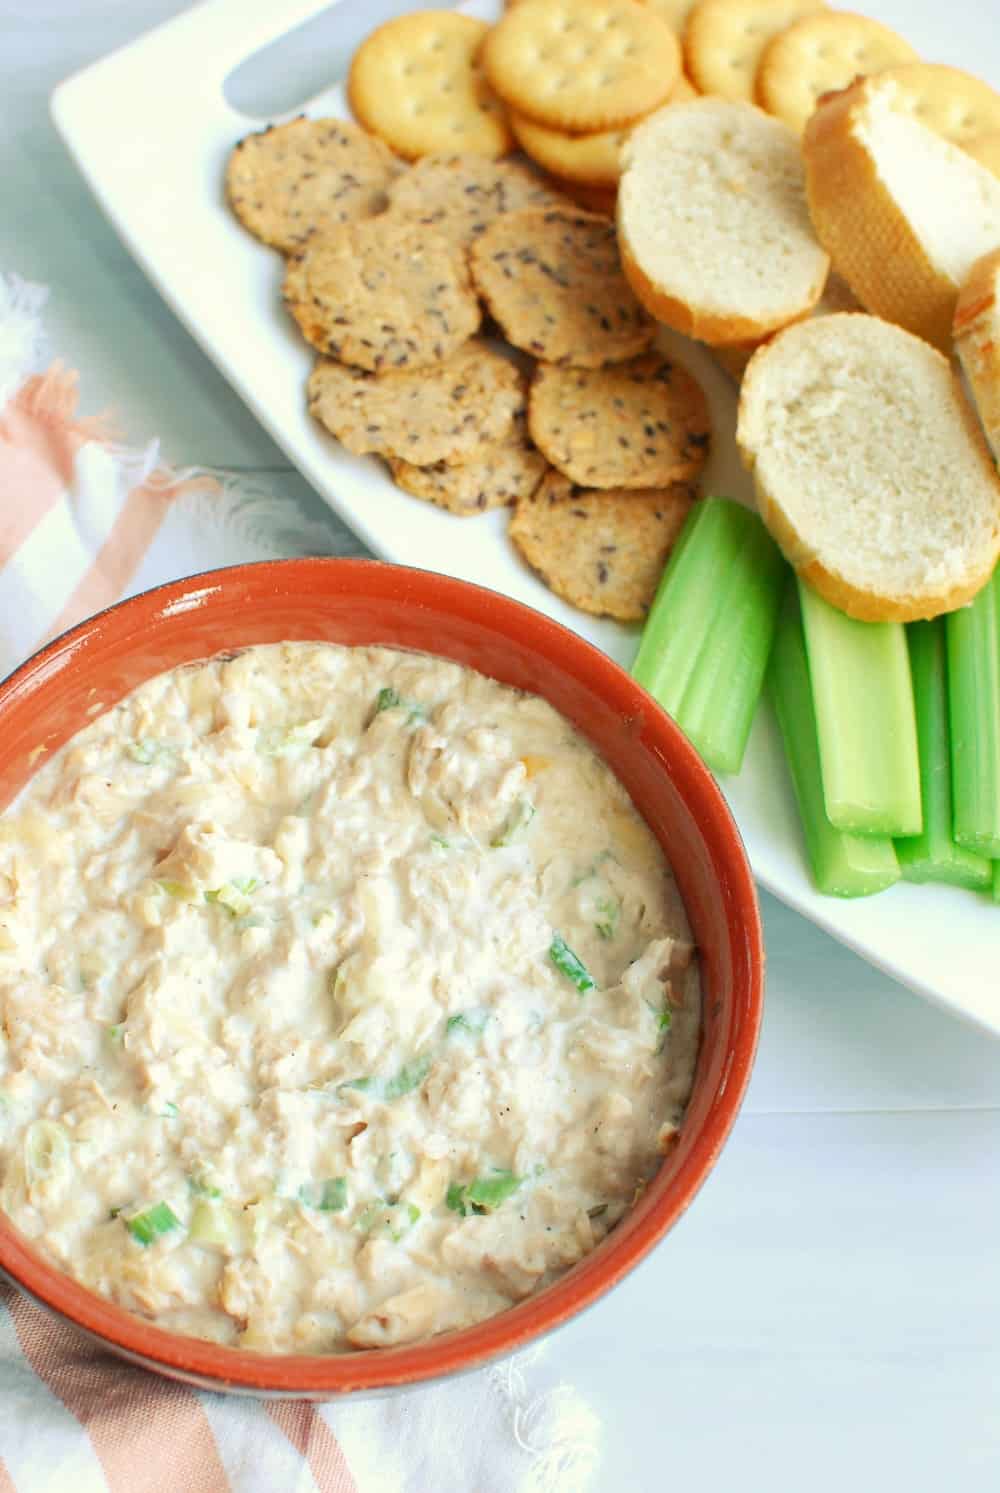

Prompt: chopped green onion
xmin=390 ymin=1202 xmax=421 ymax=1242
xmin=125 ymin=1201 xmax=181 ymax=1247
xmin=375 ymin=687 xmax=402 ymax=713
xmin=188 ymin=1198 xmax=236 ymax=1249
xmin=205 ymin=877 xmax=259 ymax=917
xmin=445 ymin=1009 xmax=490 ymax=1037
xmin=429 ymin=834 xmax=451 ymax=851
xmin=156 ymin=879 xmax=197 ymax=902
xmin=298 ymin=1177 xmax=348 ymax=1212
xmin=157 ymin=1101 xmax=179 ymax=1119
xmin=339 ymin=1051 xmax=433 ymax=1102
xmin=445 ymin=1182 xmax=468 ymax=1215
xmin=107 ymin=1023 xmax=124 ymax=1045
xmin=799 ymin=579 xmax=921 ymax=836
xmin=946 ymin=569 xmax=1000 ymax=857
xmin=491 ymin=798 xmax=536 ymax=848
xmin=769 ymin=584 xmax=900 ymax=897
xmin=466 ymin=1171 xmax=521 ymax=1210
xmin=549 ymin=934 xmax=595 ymax=993
xmin=895 ymin=620 xmax=993 ymax=889
xmin=632 ymin=496 xmax=787 ymax=774
xmin=594 ymin=895 xmax=619 ymax=941
xmin=188 ymin=1174 xmax=221 ymax=1199
xmin=356 ymin=1198 xmax=420 ymax=1241
xmin=126 ymin=739 xmax=172 ymax=765
xmin=256 ymin=720 xmax=323 ymax=757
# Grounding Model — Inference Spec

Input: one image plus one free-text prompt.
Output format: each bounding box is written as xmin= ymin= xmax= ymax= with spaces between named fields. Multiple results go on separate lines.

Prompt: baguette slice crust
xmin=954 ymin=247 xmax=1000 ymax=466
xmin=737 ymin=314 xmax=1000 ymax=621
xmin=803 ymin=75 xmax=1000 ymax=353
xmin=617 ymin=98 xmax=829 ymax=345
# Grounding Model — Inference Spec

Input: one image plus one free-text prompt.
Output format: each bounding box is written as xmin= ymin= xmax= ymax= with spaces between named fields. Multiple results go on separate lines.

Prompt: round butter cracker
xmin=756 ymin=11 xmax=918 ymax=134
xmin=871 ymin=64 xmax=1000 ymax=149
xmin=528 ymin=355 xmax=710 ymax=488
xmin=482 ymin=0 xmax=680 ymax=134
xmin=348 ymin=12 xmax=512 ymax=161
xmin=638 ymin=0 xmax=700 ymax=32
xmin=225 ymin=117 xmax=400 ymax=254
xmin=965 ymin=131 xmax=1000 ymax=179
xmin=684 ymin=0 xmax=827 ymax=105
xmin=470 ymin=207 xmax=654 ymax=366
xmin=509 ymin=469 xmax=694 ymax=620
xmin=283 ymin=218 xmax=480 ymax=372
xmin=308 ymin=340 xmax=523 ymax=466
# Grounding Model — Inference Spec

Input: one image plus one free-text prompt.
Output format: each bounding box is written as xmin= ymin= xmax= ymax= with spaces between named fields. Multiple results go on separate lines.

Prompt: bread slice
xmin=737 ymin=314 xmax=1000 ymax=621
xmin=617 ymin=98 xmax=829 ymax=345
xmin=803 ymin=75 xmax=1000 ymax=353
xmin=954 ymin=247 xmax=1000 ymax=465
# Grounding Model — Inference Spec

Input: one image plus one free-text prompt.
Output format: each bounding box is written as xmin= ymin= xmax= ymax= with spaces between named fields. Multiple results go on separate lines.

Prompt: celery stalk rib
xmin=798 ymin=580 xmax=922 ymax=837
xmin=946 ymin=568 xmax=1000 ymax=857
xmin=632 ymin=497 xmax=787 ymax=775
xmin=769 ymin=584 xmax=900 ymax=897
xmin=895 ymin=620 xmax=992 ymax=890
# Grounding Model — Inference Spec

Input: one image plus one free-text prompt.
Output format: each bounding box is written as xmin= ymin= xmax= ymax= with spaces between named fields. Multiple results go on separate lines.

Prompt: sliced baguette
xmin=737 ymin=314 xmax=1000 ymax=621
xmin=617 ymin=98 xmax=829 ymax=345
xmin=954 ymin=247 xmax=1000 ymax=465
xmin=803 ymin=75 xmax=1000 ymax=353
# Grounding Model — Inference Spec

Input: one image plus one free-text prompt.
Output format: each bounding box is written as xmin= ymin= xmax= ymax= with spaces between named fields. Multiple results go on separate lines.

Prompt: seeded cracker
xmin=470 ymin=209 xmax=654 ymax=367
xmin=388 ymin=411 xmax=549 ymax=515
xmin=483 ymin=0 xmax=680 ymax=134
xmin=348 ymin=12 xmax=512 ymax=161
xmin=283 ymin=219 xmax=480 ymax=373
xmin=385 ymin=155 xmax=571 ymax=255
xmin=225 ymin=117 xmax=401 ymax=255
xmin=529 ymin=355 xmax=710 ymax=488
xmin=509 ymin=470 xmax=694 ymax=620
xmin=307 ymin=341 xmax=522 ymax=466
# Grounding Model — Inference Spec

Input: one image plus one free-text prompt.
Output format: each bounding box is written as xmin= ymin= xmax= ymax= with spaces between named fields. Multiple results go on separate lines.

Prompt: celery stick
xmin=994 ymin=863 xmax=1000 ymax=903
xmin=798 ymin=580 xmax=921 ymax=836
xmin=895 ymin=621 xmax=992 ymax=889
xmin=769 ymin=585 xmax=900 ymax=897
xmin=947 ymin=570 xmax=1000 ymax=857
xmin=632 ymin=497 xmax=787 ymax=775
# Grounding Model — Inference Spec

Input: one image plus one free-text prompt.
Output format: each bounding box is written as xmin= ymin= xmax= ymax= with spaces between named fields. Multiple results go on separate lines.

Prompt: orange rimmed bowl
xmin=0 ymin=558 xmax=763 ymax=1397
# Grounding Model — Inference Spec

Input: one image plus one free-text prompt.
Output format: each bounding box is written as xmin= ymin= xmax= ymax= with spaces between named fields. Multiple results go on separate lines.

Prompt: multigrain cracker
xmin=307 ymin=341 xmax=522 ymax=465
xmin=863 ymin=65 xmax=1000 ymax=149
xmin=528 ymin=355 xmax=710 ymax=488
xmin=283 ymin=219 xmax=480 ymax=372
xmin=509 ymin=470 xmax=694 ymax=620
xmin=348 ymin=12 xmax=512 ymax=161
xmin=388 ymin=411 xmax=549 ymax=514
xmin=225 ymin=117 xmax=399 ymax=254
xmin=756 ymin=12 xmax=917 ymax=134
xmin=684 ymin=0 xmax=827 ymax=104
xmin=470 ymin=208 xmax=655 ymax=366
xmin=482 ymin=0 xmax=680 ymax=134
xmin=385 ymin=155 xmax=570 ymax=254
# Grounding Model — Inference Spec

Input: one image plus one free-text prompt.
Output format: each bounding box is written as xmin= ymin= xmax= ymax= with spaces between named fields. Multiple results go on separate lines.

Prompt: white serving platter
xmin=51 ymin=0 xmax=1000 ymax=1034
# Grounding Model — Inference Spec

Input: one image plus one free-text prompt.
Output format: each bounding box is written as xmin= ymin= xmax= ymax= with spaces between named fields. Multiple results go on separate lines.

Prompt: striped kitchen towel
xmin=0 ymin=274 xmax=602 ymax=1492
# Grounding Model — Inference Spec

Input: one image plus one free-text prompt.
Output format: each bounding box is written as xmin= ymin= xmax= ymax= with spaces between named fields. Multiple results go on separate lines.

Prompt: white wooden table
xmin=1 ymin=1 xmax=998 ymax=1487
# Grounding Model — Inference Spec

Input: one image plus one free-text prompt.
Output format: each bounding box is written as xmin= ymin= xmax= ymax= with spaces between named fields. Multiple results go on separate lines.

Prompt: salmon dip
xmin=0 ymin=642 xmax=700 ymax=1353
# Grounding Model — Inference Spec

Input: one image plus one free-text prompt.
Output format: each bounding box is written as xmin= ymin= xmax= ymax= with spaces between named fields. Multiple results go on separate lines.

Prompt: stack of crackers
xmin=224 ymin=0 xmax=1000 ymax=623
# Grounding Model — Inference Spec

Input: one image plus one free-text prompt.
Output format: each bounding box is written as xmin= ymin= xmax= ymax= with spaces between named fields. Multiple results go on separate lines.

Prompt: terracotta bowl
xmin=0 ymin=559 xmax=763 ymax=1397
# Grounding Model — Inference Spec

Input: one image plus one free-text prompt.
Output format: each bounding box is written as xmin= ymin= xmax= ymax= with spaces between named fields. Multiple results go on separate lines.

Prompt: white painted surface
xmin=1 ymin=0 xmax=998 ymax=1485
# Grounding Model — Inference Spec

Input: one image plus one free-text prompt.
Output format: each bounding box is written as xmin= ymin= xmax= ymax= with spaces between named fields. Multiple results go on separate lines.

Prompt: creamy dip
xmin=0 ymin=642 xmax=700 ymax=1353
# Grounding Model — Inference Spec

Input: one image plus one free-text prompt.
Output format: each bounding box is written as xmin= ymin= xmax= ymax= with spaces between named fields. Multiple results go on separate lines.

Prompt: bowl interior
xmin=0 ymin=559 xmax=763 ymax=1395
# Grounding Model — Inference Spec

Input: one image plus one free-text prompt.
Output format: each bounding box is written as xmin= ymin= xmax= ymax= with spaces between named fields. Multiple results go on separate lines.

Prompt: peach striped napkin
xmin=0 ymin=274 xmax=602 ymax=1492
